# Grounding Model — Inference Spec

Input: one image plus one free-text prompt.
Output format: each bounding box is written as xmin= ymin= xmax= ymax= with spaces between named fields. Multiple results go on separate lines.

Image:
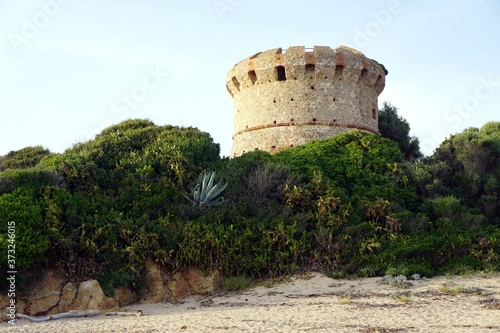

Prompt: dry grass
xmin=438 ymin=283 xmax=479 ymax=295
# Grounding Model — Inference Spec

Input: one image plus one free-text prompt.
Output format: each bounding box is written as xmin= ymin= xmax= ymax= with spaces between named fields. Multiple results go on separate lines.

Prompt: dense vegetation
xmin=0 ymin=115 xmax=499 ymax=296
xmin=378 ymin=102 xmax=422 ymax=161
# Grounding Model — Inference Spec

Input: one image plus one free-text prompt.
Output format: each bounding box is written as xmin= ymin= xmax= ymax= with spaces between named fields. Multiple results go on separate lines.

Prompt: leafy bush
xmin=423 ymin=122 xmax=500 ymax=221
xmin=1 ymin=118 xmax=499 ymax=294
xmin=0 ymin=169 xmax=53 ymax=195
xmin=0 ymin=146 xmax=52 ymax=171
xmin=378 ymin=102 xmax=422 ymax=161
xmin=0 ymin=188 xmax=49 ymax=290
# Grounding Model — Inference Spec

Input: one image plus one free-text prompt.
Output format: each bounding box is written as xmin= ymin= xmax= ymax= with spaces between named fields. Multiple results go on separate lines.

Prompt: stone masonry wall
xmin=226 ymin=45 xmax=386 ymax=157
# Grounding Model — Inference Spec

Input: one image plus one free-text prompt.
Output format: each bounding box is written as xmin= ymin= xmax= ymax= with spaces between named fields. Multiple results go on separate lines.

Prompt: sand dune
xmin=3 ymin=272 xmax=500 ymax=333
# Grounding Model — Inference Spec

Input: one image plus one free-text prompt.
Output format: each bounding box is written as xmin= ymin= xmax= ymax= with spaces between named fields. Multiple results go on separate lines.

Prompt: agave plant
xmin=183 ymin=171 xmax=227 ymax=208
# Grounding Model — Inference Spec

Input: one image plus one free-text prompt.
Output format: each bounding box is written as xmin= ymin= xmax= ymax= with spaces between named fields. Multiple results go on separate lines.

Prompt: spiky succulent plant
xmin=183 ymin=171 xmax=227 ymax=208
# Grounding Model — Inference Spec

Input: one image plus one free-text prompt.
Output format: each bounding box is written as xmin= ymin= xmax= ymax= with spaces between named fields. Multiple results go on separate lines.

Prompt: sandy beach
xmin=3 ymin=272 xmax=499 ymax=333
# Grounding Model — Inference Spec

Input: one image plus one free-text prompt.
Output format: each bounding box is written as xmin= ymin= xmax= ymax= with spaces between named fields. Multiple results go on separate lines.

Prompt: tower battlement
xmin=226 ymin=46 xmax=386 ymax=157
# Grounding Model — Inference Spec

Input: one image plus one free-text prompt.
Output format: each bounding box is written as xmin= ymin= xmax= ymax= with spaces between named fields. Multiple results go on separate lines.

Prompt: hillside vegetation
xmin=0 ymin=118 xmax=499 ymax=296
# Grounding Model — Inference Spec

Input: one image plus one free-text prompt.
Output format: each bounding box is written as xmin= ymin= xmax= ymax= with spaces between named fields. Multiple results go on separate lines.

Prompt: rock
xmin=168 ymin=271 xmax=190 ymax=300
xmin=167 ymin=268 xmax=221 ymax=301
xmin=17 ymin=299 xmax=27 ymax=317
xmin=53 ymin=282 xmax=77 ymax=313
xmin=113 ymin=286 xmax=136 ymax=306
xmin=183 ymin=268 xmax=221 ymax=294
xmin=71 ymin=280 xmax=118 ymax=311
xmin=141 ymin=258 xmax=221 ymax=303
xmin=24 ymin=270 xmax=66 ymax=316
xmin=0 ymin=264 xmax=221 ymax=321
xmin=143 ymin=257 xmax=169 ymax=303
xmin=0 ymin=294 xmax=11 ymax=321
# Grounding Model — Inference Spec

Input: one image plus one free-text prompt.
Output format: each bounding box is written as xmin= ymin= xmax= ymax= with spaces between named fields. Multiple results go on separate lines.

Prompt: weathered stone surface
xmin=53 ymin=282 xmax=77 ymax=313
xmin=0 ymin=266 xmax=220 ymax=321
xmin=71 ymin=280 xmax=118 ymax=311
xmin=113 ymin=286 xmax=136 ymax=306
xmin=168 ymin=271 xmax=189 ymax=300
xmin=24 ymin=270 xmax=66 ymax=315
xmin=183 ymin=268 xmax=221 ymax=294
xmin=167 ymin=268 xmax=221 ymax=300
xmin=227 ymin=45 xmax=386 ymax=157
xmin=143 ymin=257 xmax=169 ymax=303
xmin=0 ymin=294 xmax=25 ymax=322
xmin=141 ymin=258 xmax=221 ymax=303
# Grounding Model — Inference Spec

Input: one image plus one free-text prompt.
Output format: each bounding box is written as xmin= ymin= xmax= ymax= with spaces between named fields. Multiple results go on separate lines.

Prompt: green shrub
xmin=0 ymin=169 xmax=52 ymax=195
xmin=0 ymin=146 xmax=52 ymax=171
xmin=385 ymin=262 xmax=435 ymax=278
xmin=1 ymin=119 xmax=499 ymax=294
xmin=0 ymin=188 xmax=49 ymax=290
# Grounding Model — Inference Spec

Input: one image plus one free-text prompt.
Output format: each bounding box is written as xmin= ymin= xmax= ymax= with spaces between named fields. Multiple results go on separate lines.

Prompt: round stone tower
xmin=226 ymin=45 xmax=386 ymax=158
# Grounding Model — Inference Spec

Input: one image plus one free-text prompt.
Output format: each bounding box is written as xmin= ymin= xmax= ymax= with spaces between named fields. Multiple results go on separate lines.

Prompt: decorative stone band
xmin=232 ymin=120 xmax=378 ymax=140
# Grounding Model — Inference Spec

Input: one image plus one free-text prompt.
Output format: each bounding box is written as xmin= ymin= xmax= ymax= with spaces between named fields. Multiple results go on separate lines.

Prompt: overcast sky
xmin=0 ymin=0 xmax=499 ymax=158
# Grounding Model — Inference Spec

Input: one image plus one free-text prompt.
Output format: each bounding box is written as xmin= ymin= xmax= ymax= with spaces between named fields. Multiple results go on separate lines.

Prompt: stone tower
xmin=226 ymin=45 xmax=386 ymax=158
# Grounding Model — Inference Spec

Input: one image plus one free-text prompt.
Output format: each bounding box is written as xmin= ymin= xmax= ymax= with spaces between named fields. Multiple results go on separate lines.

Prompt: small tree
xmin=378 ymin=102 xmax=422 ymax=161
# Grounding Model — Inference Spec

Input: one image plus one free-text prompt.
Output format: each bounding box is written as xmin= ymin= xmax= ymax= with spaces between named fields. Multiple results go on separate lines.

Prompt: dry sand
xmin=3 ymin=272 xmax=500 ymax=333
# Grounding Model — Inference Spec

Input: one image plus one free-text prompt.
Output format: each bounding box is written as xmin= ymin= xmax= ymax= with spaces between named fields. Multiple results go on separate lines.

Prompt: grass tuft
xmin=220 ymin=275 xmax=252 ymax=291
xmin=322 ymin=269 xmax=347 ymax=279
xmin=438 ymin=284 xmax=479 ymax=295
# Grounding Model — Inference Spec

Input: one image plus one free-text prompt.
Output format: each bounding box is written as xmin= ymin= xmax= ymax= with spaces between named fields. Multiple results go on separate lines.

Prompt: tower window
xmin=248 ymin=70 xmax=257 ymax=85
xmin=305 ymin=64 xmax=315 ymax=79
xmin=334 ymin=65 xmax=344 ymax=81
xmin=276 ymin=66 xmax=287 ymax=81
xmin=372 ymin=108 xmax=377 ymax=119
xmin=231 ymin=76 xmax=240 ymax=91
xmin=226 ymin=84 xmax=233 ymax=98
xmin=359 ymin=69 xmax=369 ymax=85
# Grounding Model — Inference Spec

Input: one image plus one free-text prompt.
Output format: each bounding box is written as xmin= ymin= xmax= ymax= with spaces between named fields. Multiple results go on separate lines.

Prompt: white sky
xmin=0 ymin=0 xmax=499 ymax=157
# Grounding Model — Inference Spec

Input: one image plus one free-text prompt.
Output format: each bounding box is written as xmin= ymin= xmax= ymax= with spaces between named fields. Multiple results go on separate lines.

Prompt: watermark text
xmin=79 ymin=64 xmax=169 ymax=141
xmin=7 ymin=0 xmax=72 ymax=52
xmin=421 ymin=75 xmax=500 ymax=152
xmin=6 ymin=221 xmax=17 ymax=325
xmin=213 ymin=0 xmax=243 ymax=21
xmin=354 ymin=0 xmax=404 ymax=49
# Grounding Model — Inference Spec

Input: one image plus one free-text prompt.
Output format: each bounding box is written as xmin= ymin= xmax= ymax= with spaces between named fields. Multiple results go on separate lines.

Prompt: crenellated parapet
xmin=226 ymin=45 xmax=387 ymax=157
